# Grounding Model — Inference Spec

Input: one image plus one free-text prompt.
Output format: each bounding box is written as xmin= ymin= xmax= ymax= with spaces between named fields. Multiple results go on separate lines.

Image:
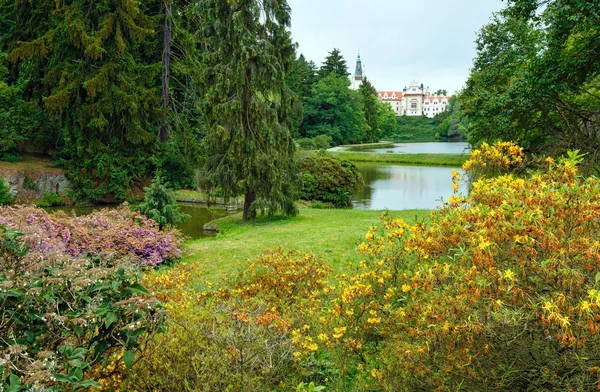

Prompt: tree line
xmin=461 ymin=0 xmax=600 ymax=173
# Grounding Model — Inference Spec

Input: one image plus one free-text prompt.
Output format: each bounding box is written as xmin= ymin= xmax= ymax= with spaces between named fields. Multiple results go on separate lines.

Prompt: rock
xmin=203 ymin=224 xmax=219 ymax=233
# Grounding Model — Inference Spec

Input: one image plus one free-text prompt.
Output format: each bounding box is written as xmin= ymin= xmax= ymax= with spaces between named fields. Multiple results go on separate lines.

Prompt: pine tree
xmin=318 ymin=48 xmax=350 ymax=79
xmin=199 ymin=0 xmax=300 ymax=221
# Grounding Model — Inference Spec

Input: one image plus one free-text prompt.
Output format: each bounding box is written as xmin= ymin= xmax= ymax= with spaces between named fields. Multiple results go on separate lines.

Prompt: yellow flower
xmin=401 ymin=284 xmax=411 ymax=293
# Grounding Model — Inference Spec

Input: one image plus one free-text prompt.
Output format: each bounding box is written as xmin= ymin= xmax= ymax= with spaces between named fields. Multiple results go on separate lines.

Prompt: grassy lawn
xmin=177 ymin=208 xmax=429 ymax=283
xmin=0 ymin=155 xmax=63 ymax=176
xmin=329 ymin=151 xmax=469 ymax=166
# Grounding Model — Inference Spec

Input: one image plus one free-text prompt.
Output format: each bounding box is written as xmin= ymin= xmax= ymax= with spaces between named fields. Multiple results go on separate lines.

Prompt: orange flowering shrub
xmin=124 ymin=249 xmax=330 ymax=391
xmin=337 ymin=147 xmax=600 ymax=391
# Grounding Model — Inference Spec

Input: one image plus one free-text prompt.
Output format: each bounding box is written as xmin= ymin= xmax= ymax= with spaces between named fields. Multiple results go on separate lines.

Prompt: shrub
xmin=137 ymin=173 xmax=188 ymax=230
xmin=0 ymin=226 xmax=165 ymax=391
xmin=0 ymin=206 xmax=181 ymax=266
xmin=0 ymin=179 xmax=12 ymax=205
xmin=296 ymin=136 xmax=333 ymax=151
xmin=314 ymin=145 xmax=600 ymax=391
xmin=128 ymin=249 xmax=331 ymax=391
xmin=35 ymin=191 xmax=67 ymax=207
xmin=299 ymin=153 xmax=363 ymax=207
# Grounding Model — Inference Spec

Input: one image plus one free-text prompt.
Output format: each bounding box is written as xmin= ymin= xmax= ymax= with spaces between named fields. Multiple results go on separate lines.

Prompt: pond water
xmin=351 ymin=163 xmax=468 ymax=210
xmin=365 ymin=142 xmax=471 ymax=154
xmin=46 ymin=202 xmax=230 ymax=239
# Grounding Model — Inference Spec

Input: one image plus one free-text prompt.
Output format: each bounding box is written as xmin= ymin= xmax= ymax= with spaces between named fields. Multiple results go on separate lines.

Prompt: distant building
xmin=349 ymin=53 xmax=450 ymax=117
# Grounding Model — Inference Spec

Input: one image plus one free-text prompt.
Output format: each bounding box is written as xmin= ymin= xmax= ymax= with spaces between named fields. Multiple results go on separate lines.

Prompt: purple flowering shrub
xmin=0 ymin=206 xmax=181 ymax=266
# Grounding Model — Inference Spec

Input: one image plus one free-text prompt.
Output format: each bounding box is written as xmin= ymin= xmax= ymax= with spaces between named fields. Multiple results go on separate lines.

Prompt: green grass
xmin=179 ymin=208 xmax=429 ymax=283
xmin=329 ymin=151 xmax=469 ymax=166
xmin=345 ymin=142 xmax=395 ymax=150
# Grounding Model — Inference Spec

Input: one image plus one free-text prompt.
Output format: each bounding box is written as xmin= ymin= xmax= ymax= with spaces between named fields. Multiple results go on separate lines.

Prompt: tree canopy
xmin=300 ymin=74 xmax=367 ymax=146
xmin=318 ymin=48 xmax=350 ymax=79
xmin=461 ymin=0 xmax=600 ymax=170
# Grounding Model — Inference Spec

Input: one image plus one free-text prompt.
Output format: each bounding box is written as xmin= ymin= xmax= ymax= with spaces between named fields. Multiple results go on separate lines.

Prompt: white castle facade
xmin=350 ymin=54 xmax=450 ymax=118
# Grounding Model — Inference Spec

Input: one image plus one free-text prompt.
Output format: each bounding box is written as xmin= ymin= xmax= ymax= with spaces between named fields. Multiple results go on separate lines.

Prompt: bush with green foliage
xmin=35 ymin=191 xmax=66 ymax=207
xmin=296 ymin=135 xmax=333 ymax=150
xmin=0 ymin=179 xmax=12 ymax=205
xmin=0 ymin=226 xmax=165 ymax=391
xmin=138 ymin=173 xmax=188 ymax=230
xmin=299 ymin=153 xmax=363 ymax=207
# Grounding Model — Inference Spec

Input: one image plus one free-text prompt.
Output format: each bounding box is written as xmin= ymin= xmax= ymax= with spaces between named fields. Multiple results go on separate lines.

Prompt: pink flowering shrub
xmin=0 ymin=206 xmax=181 ymax=266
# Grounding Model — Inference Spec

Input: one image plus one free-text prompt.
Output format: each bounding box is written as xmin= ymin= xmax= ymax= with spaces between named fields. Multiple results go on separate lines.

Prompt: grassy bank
xmin=345 ymin=142 xmax=395 ymax=150
xmin=329 ymin=151 xmax=469 ymax=166
xmin=174 ymin=208 xmax=429 ymax=283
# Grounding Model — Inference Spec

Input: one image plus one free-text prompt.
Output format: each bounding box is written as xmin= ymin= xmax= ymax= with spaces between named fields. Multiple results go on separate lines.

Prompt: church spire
xmin=354 ymin=52 xmax=363 ymax=81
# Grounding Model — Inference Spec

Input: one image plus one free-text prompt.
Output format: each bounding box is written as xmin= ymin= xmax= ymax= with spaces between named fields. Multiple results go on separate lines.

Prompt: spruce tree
xmin=199 ymin=0 xmax=300 ymax=220
xmin=318 ymin=48 xmax=350 ymax=79
xmin=1 ymin=0 xmax=162 ymax=202
xmin=137 ymin=173 xmax=187 ymax=230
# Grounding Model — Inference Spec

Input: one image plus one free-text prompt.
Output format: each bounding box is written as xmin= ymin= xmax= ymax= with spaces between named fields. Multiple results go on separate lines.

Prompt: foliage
xmin=1 ymin=0 xmax=163 ymax=203
xmin=287 ymin=53 xmax=318 ymax=104
xmin=436 ymin=96 xmax=468 ymax=139
xmin=433 ymin=89 xmax=447 ymax=95
xmin=35 ymin=191 xmax=67 ymax=208
xmin=461 ymin=0 xmax=600 ymax=171
xmin=199 ymin=0 xmax=299 ymax=220
xmin=291 ymin=143 xmax=600 ymax=391
xmin=318 ymin=48 xmax=350 ymax=79
xmin=0 ymin=178 xmax=12 ymax=205
xmin=382 ymin=115 xmax=439 ymax=141
xmin=0 ymin=226 xmax=164 ymax=391
xmin=299 ymin=154 xmax=363 ymax=207
xmin=301 ymin=74 xmax=367 ymax=145
xmin=137 ymin=173 xmax=188 ymax=230
xmin=0 ymin=206 xmax=181 ymax=266
xmin=127 ymin=249 xmax=330 ymax=391
xmin=296 ymin=135 xmax=333 ymax=150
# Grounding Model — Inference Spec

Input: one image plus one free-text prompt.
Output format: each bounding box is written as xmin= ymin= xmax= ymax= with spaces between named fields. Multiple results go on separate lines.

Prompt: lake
xmin=351 ymin=163 xmax=467 ymax=210
xmin=365 ymin=142 xmax=470 ymax=154
xmin=46 ymin=202 xmax=230 ymax=239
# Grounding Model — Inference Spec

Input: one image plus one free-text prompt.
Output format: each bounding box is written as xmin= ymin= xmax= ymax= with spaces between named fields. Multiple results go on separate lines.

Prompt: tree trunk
xmin=242 ymin=188 xmax=256 ymax=221
xmin=159 ymin=0 xmax=172 ymax=142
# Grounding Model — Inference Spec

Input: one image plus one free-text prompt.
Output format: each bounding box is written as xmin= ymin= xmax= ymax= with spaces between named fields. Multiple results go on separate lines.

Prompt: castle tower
xmin=350 ymin=52 xmax=363 ymax=90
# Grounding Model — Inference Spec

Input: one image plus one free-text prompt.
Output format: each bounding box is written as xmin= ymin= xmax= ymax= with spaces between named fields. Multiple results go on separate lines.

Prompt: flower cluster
xmin=0 ymin=206 xmax=181 ymax=266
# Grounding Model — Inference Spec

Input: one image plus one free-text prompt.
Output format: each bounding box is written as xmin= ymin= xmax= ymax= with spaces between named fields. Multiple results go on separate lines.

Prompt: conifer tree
xmin=199 ymin=0 xmax=300 ymax=220
xmin=318 ymin=48 xmax=350 ymax=79
xmin=138 ymin=173 xmax=187 ymax=230
xmin=1 ymin=0 xmax=162 ymax=202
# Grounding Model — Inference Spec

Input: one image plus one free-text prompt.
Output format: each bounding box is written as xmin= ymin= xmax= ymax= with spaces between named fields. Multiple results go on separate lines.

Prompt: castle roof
xmin=377 ymin=91 xmax=403 ymax=101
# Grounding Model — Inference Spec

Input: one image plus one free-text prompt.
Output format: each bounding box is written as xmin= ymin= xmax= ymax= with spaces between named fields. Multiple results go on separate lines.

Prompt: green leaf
xmin=123 ymin=350 xmax=135 ymax=370
xmin=105 ymin=312 xmax=118 ymax=328
xmin=78 ymin=379 xmax=103 ymax=387
xmin=127 ymin=282 xmax=148 ymax=294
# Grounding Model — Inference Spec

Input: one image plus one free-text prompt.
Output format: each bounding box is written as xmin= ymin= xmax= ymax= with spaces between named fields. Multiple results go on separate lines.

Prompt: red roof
xmin=377 ymin=91 xmax=403 ymax=101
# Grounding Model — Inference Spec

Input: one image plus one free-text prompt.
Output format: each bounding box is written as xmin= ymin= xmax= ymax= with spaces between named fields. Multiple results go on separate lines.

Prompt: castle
xmin=350 ymin=53 xmax=450 ymax=118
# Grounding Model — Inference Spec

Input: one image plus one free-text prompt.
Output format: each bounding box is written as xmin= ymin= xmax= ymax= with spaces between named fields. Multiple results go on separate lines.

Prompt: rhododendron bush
xmin=0 ymin=206 xmax=181 ymax=266
xmin=0 ymin=227 xmax=165 ymax=391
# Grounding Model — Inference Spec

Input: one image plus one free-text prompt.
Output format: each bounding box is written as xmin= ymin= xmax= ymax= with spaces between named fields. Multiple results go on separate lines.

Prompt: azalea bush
xmin=0 ymin=206 xmax=181 ymax=266
xmin=127 ymin=249 xmax=331 ymax=391
xmin=0 ymin=226 xmax=165 ymax=391
xmin=302 ymin=142 xmax=600 ymax=391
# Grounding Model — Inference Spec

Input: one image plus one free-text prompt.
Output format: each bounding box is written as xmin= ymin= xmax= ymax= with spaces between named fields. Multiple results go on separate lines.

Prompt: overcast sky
xmin=287 ymin=0 xmax=506 ymax=94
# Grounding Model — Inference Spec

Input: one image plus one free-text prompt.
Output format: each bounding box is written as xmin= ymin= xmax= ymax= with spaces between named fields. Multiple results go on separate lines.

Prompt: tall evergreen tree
xmin=1 ymin=0 xmax=162 ymax=202
xmin=199 ymin=0 xmax=300 ymax=220
xmin=358 ymin=77 xmax=380 ymax=143
xmin=318 ymin=48 xmax=350 ymax=79
xmin=287 ymin=53 xmax=318 ymax=102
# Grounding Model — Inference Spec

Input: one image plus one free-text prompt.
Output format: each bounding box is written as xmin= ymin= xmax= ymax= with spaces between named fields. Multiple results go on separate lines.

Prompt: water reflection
xmin=45 ymin=203 xmax=229 ymax=239
xmin=365 ymin=142 xmax=471 ymax=154
xmin=352 ymin=163 xmax=467 ymax=210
